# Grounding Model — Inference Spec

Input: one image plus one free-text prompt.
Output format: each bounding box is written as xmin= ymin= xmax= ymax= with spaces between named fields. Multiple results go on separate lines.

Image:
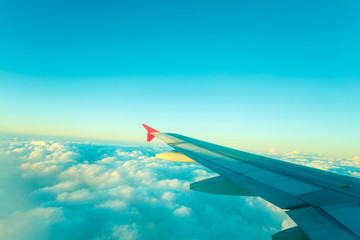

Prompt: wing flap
xmin=322 ymin=204 xmax=360 ymax=237
xmin=299 ymin=189 xmax=360 ymax=206
xmin=272 ymin=226 xmax=310 ymax=240
xmin=287 ymin=207 xmax=359 ymax=240
xmin=190 ymin=175 xmax=256 ymax=196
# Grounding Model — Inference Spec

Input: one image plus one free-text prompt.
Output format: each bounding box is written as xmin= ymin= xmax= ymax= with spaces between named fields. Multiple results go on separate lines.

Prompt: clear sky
xmin=1 ymin=0 xmax=359 ymax=157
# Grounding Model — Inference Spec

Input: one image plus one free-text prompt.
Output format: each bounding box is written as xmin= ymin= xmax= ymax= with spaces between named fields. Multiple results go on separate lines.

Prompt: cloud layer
xmin=0 ymin=137 xmax=358 ymax=240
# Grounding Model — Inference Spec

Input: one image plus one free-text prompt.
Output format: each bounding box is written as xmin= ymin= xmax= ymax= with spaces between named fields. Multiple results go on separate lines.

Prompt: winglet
xmin=142 ymin=124 xmax=159 ymax=142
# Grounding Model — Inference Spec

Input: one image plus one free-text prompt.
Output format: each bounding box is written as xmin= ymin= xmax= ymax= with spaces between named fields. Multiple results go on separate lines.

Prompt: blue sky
xmin=1 ymin=0 xmax=359 ymax=157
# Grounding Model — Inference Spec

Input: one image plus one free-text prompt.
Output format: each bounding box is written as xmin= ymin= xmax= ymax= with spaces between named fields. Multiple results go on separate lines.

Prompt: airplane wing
xmin=142 ymin=124 xmax=360 ymax=240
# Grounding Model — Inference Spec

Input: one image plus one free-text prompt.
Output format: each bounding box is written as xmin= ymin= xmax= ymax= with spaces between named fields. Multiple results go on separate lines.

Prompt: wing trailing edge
xmin=272 ymin=227 xmax=310 ymax=240
xmin=190 ymin=176 xmax=256 ymax=196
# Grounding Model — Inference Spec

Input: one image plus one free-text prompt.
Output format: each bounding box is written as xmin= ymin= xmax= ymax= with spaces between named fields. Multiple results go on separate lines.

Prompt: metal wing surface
xmin=142 ymin=124 xmax=360 ymax=240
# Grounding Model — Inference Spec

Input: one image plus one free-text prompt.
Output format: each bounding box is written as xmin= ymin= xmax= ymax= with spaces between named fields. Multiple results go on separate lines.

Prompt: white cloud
xmin=173 ymin=206 xmax=191 ymax=217
xmin=156 ymin=179 xmax=183 ymax=189
xmin=0 ymin=207 xmax=63 ymax=240
xmin=30 ymin=141 xmax=47 ymax=146
xmin=42 ymin=181 xmax=80 ymax=192
xmin=59 ymin=164 xmax=123 ymax=189
xmin=96 ymin=200 xmax=127 ymax=210
xmin=20 ymin=161 xmax=58 ymax=177
xmin=57 ymin=188 xmax=94 ymax=202
xmin=109 ymin=186 xmax=133 ymax=199
xmin=3 ymin=138 xmax=358 ymax=240
xmin=161 ymin=191 xmax=175 ymax=201
xmin=12 ymin=147 xmax=25 ymax=153
xmin=98 ymin=156 xmax=117 ymax=163
xmin=263 ymin=150 xmax=360 ymax=176
xmin=192 ymin=169 xmax=208 ymax=176
xmin=268 ymin=148 xmax=277 ymax=154
xmin=47 ymin=142 xmax=63 ymax=152
xmin=28 ymin=146 xmax=44 ymax=160
xmin=58 ymin=151 xmax=79 ymax=161
xmin=112 ymin=223 xmax=139 ymax=240
xmin=281 ymin=218 xmax=296 ymax=230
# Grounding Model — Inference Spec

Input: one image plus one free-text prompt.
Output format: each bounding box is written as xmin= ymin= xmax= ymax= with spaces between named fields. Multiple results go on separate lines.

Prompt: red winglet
xmin=142 ymin=124 xmax=159 ymax=142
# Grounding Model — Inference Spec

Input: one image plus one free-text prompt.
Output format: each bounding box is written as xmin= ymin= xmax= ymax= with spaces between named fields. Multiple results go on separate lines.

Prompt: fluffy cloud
xmin=264 ymin=149 xmax=360 ymax=177
xmin=112 ymin=223 xmax=139 ymax=240
xmin=0 ymin=207 xmax=64 ymax=240
xmin=0 ymin=136 xmax=358 ymax=240
xmin=173 ymin=206 xmax=191 ymax=217
xmin=57 ymin=188 xmax=95 ymax=202
xmin=96 ymin=199 xmax=128 ymax=210
xmin=20 ymin=161 xmax=58 ymax=176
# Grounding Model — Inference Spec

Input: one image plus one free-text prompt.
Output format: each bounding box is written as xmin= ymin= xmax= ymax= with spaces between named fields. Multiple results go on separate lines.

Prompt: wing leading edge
xmin=142 ymin=124 xmax=360 ymax=240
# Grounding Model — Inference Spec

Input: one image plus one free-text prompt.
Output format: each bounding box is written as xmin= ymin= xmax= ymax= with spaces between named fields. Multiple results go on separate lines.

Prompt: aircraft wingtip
xmin=142 ymin=124 xmax=158 ymax=142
